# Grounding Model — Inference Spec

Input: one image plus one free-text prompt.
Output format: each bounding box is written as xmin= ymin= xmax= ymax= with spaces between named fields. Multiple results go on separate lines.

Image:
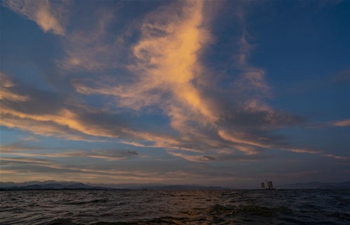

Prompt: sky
xmin=0 ymin=0 xmax=349 ymax=188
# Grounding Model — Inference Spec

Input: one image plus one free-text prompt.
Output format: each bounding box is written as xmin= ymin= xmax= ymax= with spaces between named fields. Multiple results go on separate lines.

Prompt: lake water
xmin=1 ymin=189 xmax=349 ymax=224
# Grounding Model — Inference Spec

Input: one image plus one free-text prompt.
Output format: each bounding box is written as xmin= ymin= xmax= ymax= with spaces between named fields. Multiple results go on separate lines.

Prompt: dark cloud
xmin=2 ymin=85 xmax=64 ymax=115
xmin=219 ymin=108 xmax=305 ymax=129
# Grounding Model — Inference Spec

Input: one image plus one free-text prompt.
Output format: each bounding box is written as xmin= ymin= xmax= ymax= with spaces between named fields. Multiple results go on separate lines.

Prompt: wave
xmin=1 ymin=189 xmax=349 ymax=225
xmin=64 ymin=198 xmax=109 ymax=205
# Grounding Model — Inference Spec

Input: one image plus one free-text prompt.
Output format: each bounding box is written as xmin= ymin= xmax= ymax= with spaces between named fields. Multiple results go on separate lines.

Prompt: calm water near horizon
xmin=1 ymin=189 xmax=349 ymax=225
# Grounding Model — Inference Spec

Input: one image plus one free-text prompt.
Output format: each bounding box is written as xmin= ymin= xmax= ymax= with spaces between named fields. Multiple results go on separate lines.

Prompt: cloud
xmin=0 ymin=157 xmax=155 ymax=181
xmin=0 ymin=113 xmax=91 ymax=141
xmin=167 ymin=149 xmax=273 ymax=163
xmin=0 ymin=143 xmax=43 ymax=152
xmin=321 ymin=154 xmax=349 ymax=161
xmin=0 ymin=73 xmax=29 ymax=102
xmin=3 ymin=0 xmax=68 ymax=35
xmin=22 ymin=136 xmax=39 ymax=142
xmin=69 ymin=1 xmax=222 ymax=144
xmin=0 ymin=73 xmax=182 ymax=145
xmin=2 ymin=147 xmax=139 ymax=161
xmin=58 ymin=149 xmax=139 ymax=161
xmin=331 ymin=119 xmax=350 ymax=127
xmin=2 ymin=0 xmax=345 ymax=175
xmin=1 ymin=155 xmax=215 ymax=183
xmin=72 ymin=0 xmax=214 ymax=119
xmin=218 ymin=129 xmax=321 ymax=155
xmin=57 ymin=6 xmax=126 ymax=71
xmin=167 ymin=151 xmax=215 ymax=162
xmin=0 ymin=73 xmax=115 ymax=140
xmin=1 ymin=152 xmax=255 ymax=185
xmin=70 ymin=0 xmax=225 ymax=149
xmin=1 ymin=157 xmax=54 ymax=165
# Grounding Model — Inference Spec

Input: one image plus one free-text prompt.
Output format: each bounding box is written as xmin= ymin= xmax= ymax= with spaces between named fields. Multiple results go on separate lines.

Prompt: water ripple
xmin=0 ymin=189 xmax=349 ymax=225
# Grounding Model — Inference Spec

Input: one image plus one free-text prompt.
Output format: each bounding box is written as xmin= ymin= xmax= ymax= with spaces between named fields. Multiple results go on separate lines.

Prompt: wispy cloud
xmin=0 ymin=143 xmax=42 ymax=152
xmin=22 ymin=136 xmax=39 ymax=142
xmin=70 ymin=0 xmax=292 ymax=152
xmin=167 ymin=151 xmax=216 ymax=163
xmin=72 ymin=0 xmax=214 ymax=124
xmin=0 ymin=73 xmax=29 ymax=102
xmin=0 ymin=156 xmax=218 ymax=183
xmin=1 ymin=153 xmax=257 ymax=185
xmin=167 ymin=149 xmax=273 ymax=163
xmin=331 ymin=119 xmax=350 ymax=127
xmin=2 ymin=147 xmax=139 ymax=161
xmin=58 ymin=6 xmax=125 ymax=71
xmin=3 ymin=0 xmax=69 ymax=35
xmin=2 ymin=0 xmax=348 ymax=189
xmin=321 ymin=154 xmax=349 ymax=161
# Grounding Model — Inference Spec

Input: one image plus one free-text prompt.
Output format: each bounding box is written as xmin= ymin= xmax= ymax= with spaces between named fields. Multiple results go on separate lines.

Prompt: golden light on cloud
xmin=132 ymin=0 xmax=214 ymax=123
xmin=3 ymin=0 xmax=67 ymax=35
xmin=332 ymin=119 xmax=350 ymax=127
xmin=1 ymin=0 xmax=349 ymax=189
xmin=0 ymin=74 xmax=29 ymax=102
xmin=71 ymin=0 xmax=217 ymax=133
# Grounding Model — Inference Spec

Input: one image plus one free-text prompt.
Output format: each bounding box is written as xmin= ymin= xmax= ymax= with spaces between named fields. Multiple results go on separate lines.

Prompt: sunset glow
xmin=0 ymin=0 xmax=349 ymax=187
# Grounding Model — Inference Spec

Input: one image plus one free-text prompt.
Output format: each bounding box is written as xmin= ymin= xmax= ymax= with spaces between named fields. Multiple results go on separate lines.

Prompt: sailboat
xmin=267 ymin=181 xmax=275 ymax=190
xmin=261 ymin=182 xmax=265 ymax=189
xmin=261 ymin=180 xmax=275 ymax=190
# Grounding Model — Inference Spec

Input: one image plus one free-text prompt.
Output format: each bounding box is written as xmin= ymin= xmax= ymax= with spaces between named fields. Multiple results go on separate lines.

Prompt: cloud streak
xmin=331 ymin=119 xmax=350 ymax=127
xmin=2 ymin=147 xmax=139 ymax=161
xmin=1 ymin=0 xmax=349 ymax=186
xmin=1 ymin=1 xmax=342 ymax=162
xmin=3 ymin=0 xmax=68 ymax=35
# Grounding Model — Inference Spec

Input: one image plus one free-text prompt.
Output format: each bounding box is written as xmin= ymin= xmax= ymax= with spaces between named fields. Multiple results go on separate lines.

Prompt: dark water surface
xmin=1 ymin=189 xmax=349 ymax=224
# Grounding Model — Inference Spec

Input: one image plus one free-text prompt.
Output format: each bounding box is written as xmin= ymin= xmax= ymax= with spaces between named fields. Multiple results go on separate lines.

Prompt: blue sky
xmin=0 ymin=0 xmax=349 ymax=188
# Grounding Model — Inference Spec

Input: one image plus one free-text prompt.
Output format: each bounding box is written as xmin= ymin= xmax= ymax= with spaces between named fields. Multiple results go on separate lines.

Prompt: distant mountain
xmin=280 ymin=181 xmax=350 ymax=189
xmin=0 ymin=181 xmax=226 ymax=191
xmin=0 ymin=181 xmax=109 ymax=190
xmin=2 ymin=180 xmax=349 ymax=190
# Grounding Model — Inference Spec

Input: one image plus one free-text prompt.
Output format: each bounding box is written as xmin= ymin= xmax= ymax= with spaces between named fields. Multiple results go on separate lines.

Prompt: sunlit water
xmin=1 ymin=189 xmax=349 ymax=224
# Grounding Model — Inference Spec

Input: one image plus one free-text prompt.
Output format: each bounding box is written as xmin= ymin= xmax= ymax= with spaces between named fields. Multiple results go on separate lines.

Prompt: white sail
xmin=268 ymin=181 xmax=274 ymax=189
xmin=261 ymin=182 xmax=265 ymax=189
xmin=261 ymin=180 xmax=275 ymax=190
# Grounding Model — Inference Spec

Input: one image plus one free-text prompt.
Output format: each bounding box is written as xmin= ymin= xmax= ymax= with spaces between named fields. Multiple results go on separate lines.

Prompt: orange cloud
xmin=132 ymin=0 xmax=215 ymax=122
xmin=321 ymin=154 xmax=349 ymax=160
xmin=332 ymin=119 xmax=350 ymax=127
xmin=0 ymin=113 xmax=88 ymax=141
xmin=72 ymin=0 xmax=216 ymax=139
xmin=2 ymin=149 xmax=139 ymax=161
xmin=167 ymin=151 xmax=214 ymax=162
xmin=3 ymin=0 xmax=341 ymax=167
xmin=218 ymin=129 xmax=267 ymax=153
xmin=0 ymin=74 xmax=183 ymax=146
xmin=0 ymin=73 xmax=29 ymax=102
xmin=3 ymin=0 xmax=68 ymax=35
xmin=1 ymin=156 xmax=212 ymax=183
xmin=218 ymin=129 xmax=322 ymax=155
